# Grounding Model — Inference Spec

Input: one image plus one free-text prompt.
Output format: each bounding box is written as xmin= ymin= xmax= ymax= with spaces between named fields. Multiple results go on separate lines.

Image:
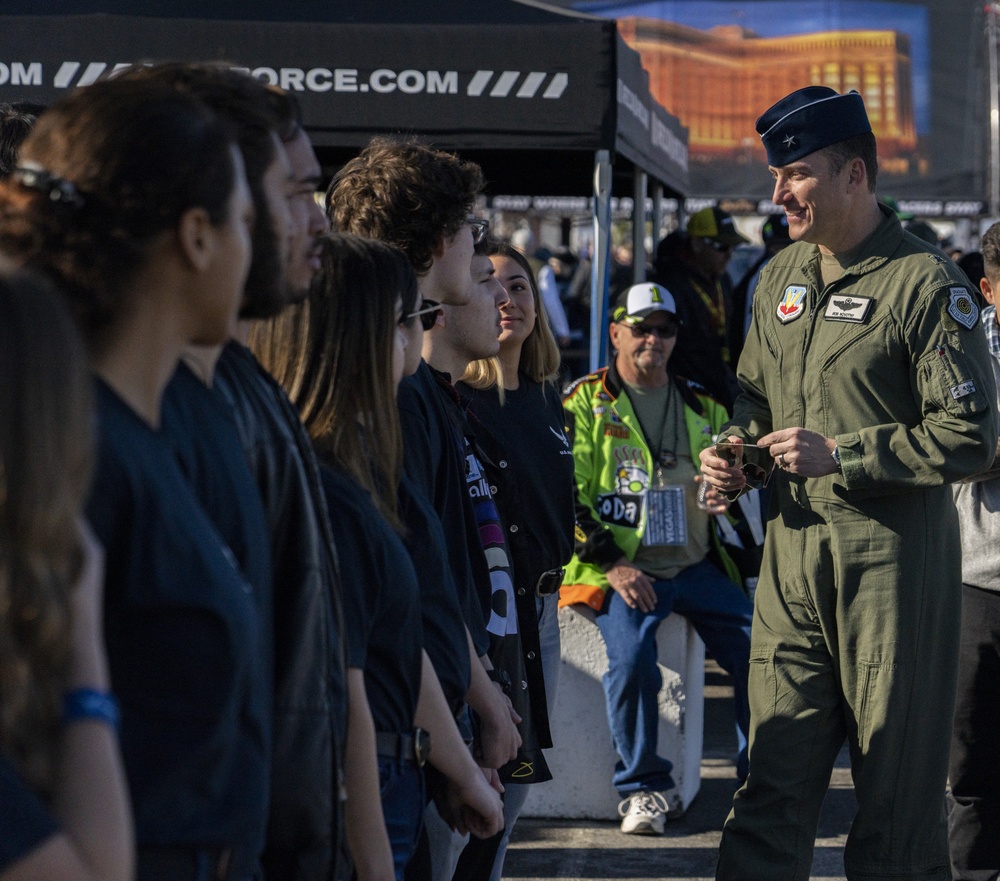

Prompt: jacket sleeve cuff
xmin=835 ymin=432 xmax=863 ymax=488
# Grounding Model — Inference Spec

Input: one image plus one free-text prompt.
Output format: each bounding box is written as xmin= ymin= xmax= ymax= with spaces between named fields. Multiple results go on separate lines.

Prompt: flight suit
xmin=716 ymin=206 xmax=998 ymax=881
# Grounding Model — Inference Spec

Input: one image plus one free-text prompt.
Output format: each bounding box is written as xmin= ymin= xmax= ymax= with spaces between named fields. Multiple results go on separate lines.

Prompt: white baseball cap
xmin=613 ymin=283 xmax=677 ymax=324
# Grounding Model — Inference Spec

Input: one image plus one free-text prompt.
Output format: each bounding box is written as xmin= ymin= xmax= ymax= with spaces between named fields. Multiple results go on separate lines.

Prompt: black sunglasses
xmin=406 ymin=299 xmax=442 ymax=331
xmin=466 ymin=217 xmax=489 ymax=245
xmin=627 ymin=319 xmax=678 ymax=339
xmin=716 ymin=442 xmax=773 ymax=501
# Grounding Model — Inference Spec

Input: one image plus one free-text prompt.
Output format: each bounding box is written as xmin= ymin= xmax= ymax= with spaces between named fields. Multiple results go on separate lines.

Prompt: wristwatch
xmin=831 ymin=445 xmax=842 ymax=472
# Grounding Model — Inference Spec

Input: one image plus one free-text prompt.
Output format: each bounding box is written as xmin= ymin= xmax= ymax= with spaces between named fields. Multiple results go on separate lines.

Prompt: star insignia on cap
xmin=783 ymin=134 xmax=797 ymax=148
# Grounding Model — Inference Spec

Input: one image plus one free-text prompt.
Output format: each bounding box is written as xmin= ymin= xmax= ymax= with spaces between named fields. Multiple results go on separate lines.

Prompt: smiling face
xmin=492 ymin=253 xmax=537 ymax=355
xmin=769 ymin=147 xmax=856 ymax=252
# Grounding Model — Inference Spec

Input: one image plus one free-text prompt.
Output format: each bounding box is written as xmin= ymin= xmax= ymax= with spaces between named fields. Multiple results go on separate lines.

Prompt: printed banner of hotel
xmin=576 ymin=1 xmax=988 ymax=214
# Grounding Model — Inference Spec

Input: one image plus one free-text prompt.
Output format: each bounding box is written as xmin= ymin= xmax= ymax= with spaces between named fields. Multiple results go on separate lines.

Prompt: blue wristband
xmin=63 ymin=688 xmax=119 ymax=730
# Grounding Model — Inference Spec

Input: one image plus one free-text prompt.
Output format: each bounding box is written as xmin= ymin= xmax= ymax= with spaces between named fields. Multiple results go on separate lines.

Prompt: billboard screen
xmin=561 ymin=0 xmax=987 ymax=214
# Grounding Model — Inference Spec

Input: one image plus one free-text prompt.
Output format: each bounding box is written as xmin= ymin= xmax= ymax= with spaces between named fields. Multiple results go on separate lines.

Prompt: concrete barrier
xmin=521 ymin=604 xmax=704 ymax=820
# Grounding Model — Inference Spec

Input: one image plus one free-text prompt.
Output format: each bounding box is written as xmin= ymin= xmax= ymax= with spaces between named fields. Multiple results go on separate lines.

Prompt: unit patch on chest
xmin=776 ymin=285 xmax=807 ymax=323
xmin=823 ymin=295 xmax=873 ymax=323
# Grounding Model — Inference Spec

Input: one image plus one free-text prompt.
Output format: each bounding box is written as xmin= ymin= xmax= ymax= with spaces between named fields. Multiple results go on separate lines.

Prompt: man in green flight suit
xmin=700 ymin=86 xmax=999 ymax=881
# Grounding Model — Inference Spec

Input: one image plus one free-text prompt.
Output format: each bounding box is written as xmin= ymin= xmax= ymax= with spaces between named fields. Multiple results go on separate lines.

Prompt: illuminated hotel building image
xmin=617 ymin=18 xmax=917 ymax=169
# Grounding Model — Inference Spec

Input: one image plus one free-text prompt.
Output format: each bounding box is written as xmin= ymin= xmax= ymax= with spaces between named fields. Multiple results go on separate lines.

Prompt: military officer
xmin=700 ymin=86 xmax=998 ymax=881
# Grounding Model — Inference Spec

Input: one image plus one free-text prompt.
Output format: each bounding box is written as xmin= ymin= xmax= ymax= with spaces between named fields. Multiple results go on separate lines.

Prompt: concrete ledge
xmin=522 ymin=604 xmax=704 ymax=820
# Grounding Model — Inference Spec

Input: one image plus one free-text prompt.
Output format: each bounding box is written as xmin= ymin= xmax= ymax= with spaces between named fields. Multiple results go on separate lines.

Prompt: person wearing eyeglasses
xmin=653 ymin=206 xmax=748 ymax=410
xmin=327 ymin=140 xmax=520 ymax=881
xmin=560 ymin=283 xmax=753 ymax=836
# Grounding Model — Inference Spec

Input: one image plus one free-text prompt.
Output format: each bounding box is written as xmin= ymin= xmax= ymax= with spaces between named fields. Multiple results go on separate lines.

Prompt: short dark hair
xmin=824 ymin=131 xmax=878 ymax=192
xmin=117 ymin=63 xmax=300 ymax=319
xmin=326 ymin=136 xmax=484 ymax=275
xmin=981 ymin=223 xmax=1000 ymax=286
xmin=0 ymin=103 xmax=42 ymax=177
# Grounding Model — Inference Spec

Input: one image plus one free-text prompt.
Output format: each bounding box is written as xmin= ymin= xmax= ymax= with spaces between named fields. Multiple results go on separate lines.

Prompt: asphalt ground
xmin=503 ymin=660 xmax=855 ymax=881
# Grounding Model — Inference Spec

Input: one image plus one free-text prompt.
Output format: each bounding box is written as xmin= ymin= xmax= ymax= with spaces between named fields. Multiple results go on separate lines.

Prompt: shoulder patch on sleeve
xmin=947 ymin=286 xmax=980 ymax=330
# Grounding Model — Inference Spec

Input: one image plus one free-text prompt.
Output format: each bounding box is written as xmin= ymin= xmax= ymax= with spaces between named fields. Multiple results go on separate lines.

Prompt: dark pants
xmin=378 ymin=756 xmax=424 ymax=881
xmin=948 ymin=583 xmax=1000 ymax=881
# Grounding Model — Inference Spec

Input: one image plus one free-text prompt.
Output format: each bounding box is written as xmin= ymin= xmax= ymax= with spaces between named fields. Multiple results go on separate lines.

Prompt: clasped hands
xmin=698 ymin=427 xmax=840 ymax=497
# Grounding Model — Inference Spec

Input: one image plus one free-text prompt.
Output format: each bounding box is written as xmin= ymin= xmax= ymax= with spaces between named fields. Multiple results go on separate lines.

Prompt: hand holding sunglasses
xmin=714 ymin=441 xmax=774 ymax=501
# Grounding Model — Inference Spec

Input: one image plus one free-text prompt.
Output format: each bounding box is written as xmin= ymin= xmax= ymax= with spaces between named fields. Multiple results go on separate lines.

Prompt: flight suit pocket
xmin=918 ymin=343 xmax=990 ymax=417
xmin=856 ymin=660 xmax=897 ymax=754
xmin=748 ymin=645 xmax=777 ymax=723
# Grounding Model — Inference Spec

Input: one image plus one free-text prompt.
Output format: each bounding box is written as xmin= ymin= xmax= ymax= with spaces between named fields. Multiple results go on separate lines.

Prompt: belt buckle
xmin=535 ymin=567 xmax=565 ymax=596
xmin=413 ymin=727 xmax=431 ymax=767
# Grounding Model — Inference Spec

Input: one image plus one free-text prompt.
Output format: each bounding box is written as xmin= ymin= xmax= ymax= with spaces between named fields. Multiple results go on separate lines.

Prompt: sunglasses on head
xmin=406 ymin=299 xmax=442 ymax=331
xmin=627 ymin=318 xmax=678 ymax=339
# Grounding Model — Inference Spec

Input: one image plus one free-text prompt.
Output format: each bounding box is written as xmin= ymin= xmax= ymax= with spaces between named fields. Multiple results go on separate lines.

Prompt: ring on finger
xmin=777 ymin=453 xmax=786 ymax=468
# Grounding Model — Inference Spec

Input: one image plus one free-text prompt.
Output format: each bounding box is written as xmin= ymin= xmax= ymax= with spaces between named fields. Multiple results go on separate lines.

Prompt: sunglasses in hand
xmin=715 ymin=442 xmax=773 ymax=500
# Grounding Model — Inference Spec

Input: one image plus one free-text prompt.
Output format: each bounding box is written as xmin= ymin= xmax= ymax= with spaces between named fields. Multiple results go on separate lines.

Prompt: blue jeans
xmin=378 ymin=756 xmax=425 ymax=881
xmin=595 ymin=558 xmax=752 ymax=796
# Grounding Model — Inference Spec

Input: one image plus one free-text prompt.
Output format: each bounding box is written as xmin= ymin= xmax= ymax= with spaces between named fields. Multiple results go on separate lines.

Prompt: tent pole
xmin=591 ymin=150 xmax=613 ymax=373
xmin=632 ymin=168 xmax=647 ymax=284
xmin=652 ymin=184 xmax=664 ymax=259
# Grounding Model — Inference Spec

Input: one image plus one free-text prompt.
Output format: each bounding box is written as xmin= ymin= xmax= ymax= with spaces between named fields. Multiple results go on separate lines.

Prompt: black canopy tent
xmin=0 ymin=0 xmax=689 ymax=367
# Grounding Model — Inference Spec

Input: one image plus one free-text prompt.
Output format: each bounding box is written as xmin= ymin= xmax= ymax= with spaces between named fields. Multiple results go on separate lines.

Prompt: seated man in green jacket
xmin=560 ymin=283 xmax=753 ymax=835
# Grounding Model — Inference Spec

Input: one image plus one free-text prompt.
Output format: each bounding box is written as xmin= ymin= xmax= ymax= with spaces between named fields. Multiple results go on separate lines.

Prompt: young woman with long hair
xmin=458 ymin=240 xmax=576 ymax=881
xmin=251 ymin=233 xmax=504 ymax=881
xmin=0 ymin=268 xmax=132 ymax=881
xmin=0 ymin=77 xmax=269 ymax=881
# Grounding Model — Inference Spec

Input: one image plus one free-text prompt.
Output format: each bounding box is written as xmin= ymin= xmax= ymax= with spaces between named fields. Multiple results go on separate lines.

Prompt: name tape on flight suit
xmin=823 ymin=296 xmax=873 ymax=323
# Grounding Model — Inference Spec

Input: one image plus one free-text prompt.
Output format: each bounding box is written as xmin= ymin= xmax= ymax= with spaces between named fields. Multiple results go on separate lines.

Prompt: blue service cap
xmin=756 ymin=86 xmax=871 ymax=168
